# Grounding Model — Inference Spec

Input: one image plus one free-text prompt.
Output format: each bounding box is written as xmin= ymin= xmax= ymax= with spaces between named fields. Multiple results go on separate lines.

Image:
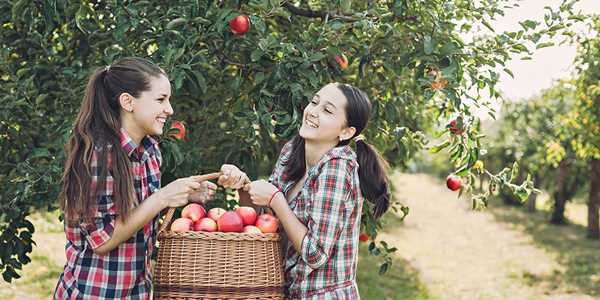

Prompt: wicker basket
xmin=154 ymin=172 xmax=285 ymax=299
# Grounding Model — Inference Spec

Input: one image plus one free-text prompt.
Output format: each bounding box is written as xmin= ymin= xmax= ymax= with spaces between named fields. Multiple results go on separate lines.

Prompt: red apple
xmin=235 ymin=206 xmax=257 ymax=226
xmin=171 ymin=218 xmax=193 ymax=232
xmin=359 ymin=233 xmax=369 ymax=242
xmin=181 ymin=203 xmax=206 ymax=222
xmin=446 ymin=175 xmax=462 ymax=191
xmin=334 ymin=54 xmax=348 ymax=70
xmin=229 ymin=15 xmax=250 ymax=35
xmin=243 ymin=225 xmax=262 ymax=234
xmin=255 ymin=214 xmax=278 ymax=233
xmin=169 ymin=121 xmax=186 ymax=140
xmin=448 ymin=120 xmax=464 ymax=135
xmin=194 ymin=217 xmax=218 ymax=232
xmin=217 ymin=211 xmax=244 ymax=233
xmin=208 ymin=207 xmax=227 ymax=221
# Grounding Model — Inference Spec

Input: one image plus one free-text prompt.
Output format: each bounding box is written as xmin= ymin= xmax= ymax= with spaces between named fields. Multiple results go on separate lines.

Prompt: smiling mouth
xmin=305 ymin=118 xmax=319 ymax=128
xmin=156 ymin=117 xmax=167 ymax=124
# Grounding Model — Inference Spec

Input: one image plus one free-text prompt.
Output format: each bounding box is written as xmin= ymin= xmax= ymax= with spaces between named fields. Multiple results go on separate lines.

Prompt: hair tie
xmin=353 ymin=134 xmax=365 ymax=142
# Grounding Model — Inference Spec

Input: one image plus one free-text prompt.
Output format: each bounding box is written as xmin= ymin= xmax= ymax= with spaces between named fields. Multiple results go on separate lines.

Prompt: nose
xmin=165 ymin=100 xmax=174 ymax=116
xmin=305 ymin=106 xmax=317 ymax=118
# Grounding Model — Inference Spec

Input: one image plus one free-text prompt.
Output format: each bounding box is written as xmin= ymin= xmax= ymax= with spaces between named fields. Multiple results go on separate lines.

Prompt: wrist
xmin=268 ymin=189 xmax=280 ymax=207
xmin=269 ymin=191 xmax=285 ymax=211
xmin=152 ymin=189 xmax=169 ymax=209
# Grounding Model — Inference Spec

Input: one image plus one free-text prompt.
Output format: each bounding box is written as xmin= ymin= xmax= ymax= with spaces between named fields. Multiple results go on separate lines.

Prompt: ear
xmin=118 ymin=92 xmax=135 ymax=112
xmin=340 ymin=126 xmax=356 ymax=141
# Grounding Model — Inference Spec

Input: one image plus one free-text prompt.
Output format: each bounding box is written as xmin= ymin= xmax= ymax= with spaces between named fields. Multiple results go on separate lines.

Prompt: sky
xmin=468 ymin=0 xmax=600 ymax=119
xmin=491 ymin=0 xmax=600 ymax=102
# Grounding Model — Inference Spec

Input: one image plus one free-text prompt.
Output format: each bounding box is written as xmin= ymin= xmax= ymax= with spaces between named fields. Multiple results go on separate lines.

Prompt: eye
xmin=324 ymin=108 xmax=333 ymax=114
xmin=157 ymin=98 xmax=165 ymax=102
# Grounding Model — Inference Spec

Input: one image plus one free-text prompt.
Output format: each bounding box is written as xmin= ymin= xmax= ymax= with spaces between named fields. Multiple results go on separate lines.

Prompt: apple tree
xmin=0 ymin=0 xmax=586 ymax=281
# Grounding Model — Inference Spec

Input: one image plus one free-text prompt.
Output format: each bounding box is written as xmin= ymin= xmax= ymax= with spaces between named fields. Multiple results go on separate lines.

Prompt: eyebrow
xmin=313 ymin=94 xmax=337 ymax=109
xmin=324 ymin=100 xmax=337 ymax=109
xmin=158 ymin=94 xmax=169 ymax=98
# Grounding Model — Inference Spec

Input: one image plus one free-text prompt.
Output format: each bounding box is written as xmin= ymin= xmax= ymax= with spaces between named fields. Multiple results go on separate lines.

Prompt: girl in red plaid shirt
xmin=244 ymin=83 xmax=391 ymax=299
xmin=54 ymin=57 xmax=248 ymax=299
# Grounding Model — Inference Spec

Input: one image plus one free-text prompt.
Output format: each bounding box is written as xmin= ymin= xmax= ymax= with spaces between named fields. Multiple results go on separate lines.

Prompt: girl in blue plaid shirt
xmin=244 ymin=82 xmax=390 ymax=299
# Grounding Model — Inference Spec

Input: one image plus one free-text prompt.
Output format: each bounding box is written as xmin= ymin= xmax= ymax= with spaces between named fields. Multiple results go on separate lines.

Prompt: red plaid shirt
xmin=270 ymin=141 xmax=363 ymax=299
xmin=54 ymin=129 xmax=162 ymax=299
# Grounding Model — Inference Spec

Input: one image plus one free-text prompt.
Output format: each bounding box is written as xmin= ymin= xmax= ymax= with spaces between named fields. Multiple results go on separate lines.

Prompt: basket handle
xmin=158 ymin=172 xmax=223 ymax=236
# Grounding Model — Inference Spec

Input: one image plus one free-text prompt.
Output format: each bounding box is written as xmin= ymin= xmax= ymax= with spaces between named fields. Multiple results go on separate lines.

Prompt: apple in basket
xmin=194 ymin=217 xmax=218 ymax=232
xmin=181 ymin=203 xmax=206 ymax=222
xmin=208 ymin=207 xmax=227 ymax=221
xmin=243 ymin=225 xmax=262 ymax=234
xmin=171 ymin=218 xmax=193 ymax=232
xmin=217 ymin=211 xmax=244 ymax=232
xmin=255 ymin=214 xmax=279 ymax=233
xmin=235 ymin=206 xmax=257 ymax=225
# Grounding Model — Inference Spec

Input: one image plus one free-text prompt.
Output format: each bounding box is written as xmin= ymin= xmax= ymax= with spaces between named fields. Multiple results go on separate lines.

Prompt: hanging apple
xmin=446 ymin=175 xmax=462 ymax=191
xmin=229 ymin=14 xmax=250 ymax=35
xmin=169 ymin=121 xmax=186 ymax=140
xmin=334 ymin=53 xmax=349 ymax=70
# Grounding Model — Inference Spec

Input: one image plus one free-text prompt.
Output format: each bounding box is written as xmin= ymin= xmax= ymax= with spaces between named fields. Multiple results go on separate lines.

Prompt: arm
xmin=270 ymin=192 xmax=308 ymax=252
xmin=94 ymin=192 xmax=167 ymax=255
xmin=89 ymin=176 xmax=206 ymax=255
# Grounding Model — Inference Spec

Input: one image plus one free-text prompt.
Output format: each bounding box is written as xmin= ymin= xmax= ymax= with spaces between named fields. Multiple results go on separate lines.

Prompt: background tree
xmin=564 ymin=15 xmax=600 ymax=239
xmin=487 ymin=82 xmax=587 ymax=222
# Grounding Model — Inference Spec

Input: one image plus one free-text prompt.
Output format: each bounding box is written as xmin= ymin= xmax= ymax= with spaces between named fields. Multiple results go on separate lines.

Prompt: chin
xmin=298 ymin=126 xmax=312 ymax=139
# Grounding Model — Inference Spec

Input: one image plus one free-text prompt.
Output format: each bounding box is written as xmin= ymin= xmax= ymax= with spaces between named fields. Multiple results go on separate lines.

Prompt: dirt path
xmin=382 ymin=173 xmax=597 ymax=300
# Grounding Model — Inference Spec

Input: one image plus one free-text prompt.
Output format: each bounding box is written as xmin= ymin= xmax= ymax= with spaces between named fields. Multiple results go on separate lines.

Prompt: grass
xmin=0 ymin=210 xmax=432 ymax=300
xmin=357 ymin=245 xmax=434 ymax=300
xmin=489 ymin=203 xmax=600 ymax=297
xmin=357 ymin=210 xmax=434 ymax=300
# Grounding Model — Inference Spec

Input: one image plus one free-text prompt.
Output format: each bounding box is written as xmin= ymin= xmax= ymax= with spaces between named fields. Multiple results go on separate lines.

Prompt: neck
xmin=304 ymin=139 xmax=337 ymax=169
xmin=121 ymin=117 xmax=144 ymax=146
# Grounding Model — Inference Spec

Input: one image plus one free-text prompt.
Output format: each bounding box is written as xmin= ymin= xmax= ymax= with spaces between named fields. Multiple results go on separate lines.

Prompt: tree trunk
xmin=551 ymin=160 xmax=569 ymax=224
xmin=587 ymin=158 xmax=600 ymax=240
xmin=526 ymin=174 xmax=539 ymax=213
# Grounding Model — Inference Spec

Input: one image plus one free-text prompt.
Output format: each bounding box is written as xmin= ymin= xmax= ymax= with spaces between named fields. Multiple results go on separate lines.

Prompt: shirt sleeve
xmin=300 ymin=157 xmax=352 ymax=270
xmin=80 ymin=146 xmax=118 ymax=250
xmin=268 ymin=140 xmax=294 ymax=190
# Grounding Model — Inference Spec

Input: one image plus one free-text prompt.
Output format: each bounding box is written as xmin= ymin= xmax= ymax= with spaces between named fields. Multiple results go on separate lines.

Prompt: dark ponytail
xmin=337 ymin=83 xmax=390 ymax=219
xmin=354 ymin=139 xmax=390 ymax=218
xmin=60 ymin=57 xmax=167 ymax=222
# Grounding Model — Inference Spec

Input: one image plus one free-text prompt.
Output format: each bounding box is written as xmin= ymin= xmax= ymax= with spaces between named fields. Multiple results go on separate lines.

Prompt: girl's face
xmin=127 ymin=74 xmax=173 ymax=138
xmin=299 ymin=83 xmax=355 ymax=145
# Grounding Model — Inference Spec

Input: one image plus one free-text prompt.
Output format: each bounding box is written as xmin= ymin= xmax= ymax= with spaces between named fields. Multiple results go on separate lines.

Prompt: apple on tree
xmin=229 ymin=15 xmax=250 ymax=35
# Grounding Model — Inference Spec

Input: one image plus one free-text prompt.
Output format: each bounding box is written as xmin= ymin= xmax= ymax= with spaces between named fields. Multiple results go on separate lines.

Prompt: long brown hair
xmin=59 ymin=57 xmax=167 ymax=222
xmin=285 ymin=83 xmax=390 ymax=218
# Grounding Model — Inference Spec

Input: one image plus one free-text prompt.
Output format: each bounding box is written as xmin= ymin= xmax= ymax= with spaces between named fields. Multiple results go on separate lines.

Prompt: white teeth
xmin=156 ymin=118 xmax=166 ymax=123
xmin=306 ymin=119 xmax=318 ymax=128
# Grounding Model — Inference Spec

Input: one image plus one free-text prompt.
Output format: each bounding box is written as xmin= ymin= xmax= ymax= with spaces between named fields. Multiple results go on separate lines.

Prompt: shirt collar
xmin=119 ymin=128 xmax=158 ymax=160
xmin=308 ymin=145 xmax=357 ymax=175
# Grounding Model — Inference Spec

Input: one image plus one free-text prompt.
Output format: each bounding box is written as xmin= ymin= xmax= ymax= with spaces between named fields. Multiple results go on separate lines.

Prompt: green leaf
xmin=536 ymin=42 xmax=554 ymax=49
xmin=30 ymin=148 xmax=51 ymax=159
xmin=481 ymin=19 xmax=494 ymax=32
xmin=379 ymin=262 xmax=390 ymax=275
xmin=251 ymin=49 xmax=263 ymax=62
xmin=429 ymin=140 xmax=451 ymax=153
xmin=307 ymin=52 xmax=326 ymax=62
xmin=166 ymin=18 xmax=187 ymax=30
xmin=503 ymin=68 xmax=514 ymax=78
